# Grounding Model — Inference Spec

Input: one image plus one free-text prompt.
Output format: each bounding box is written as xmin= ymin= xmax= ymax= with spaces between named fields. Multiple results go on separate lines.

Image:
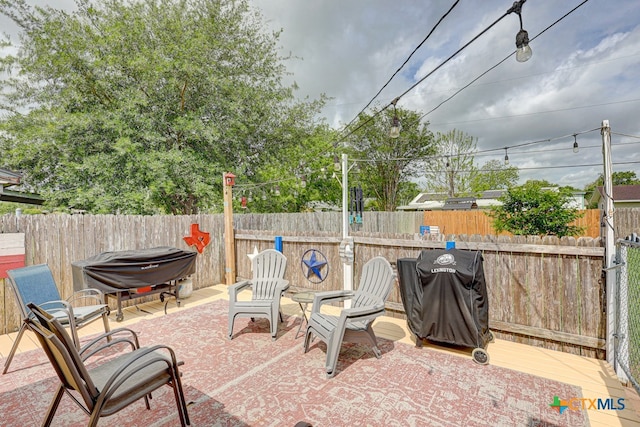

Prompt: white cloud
xmin=3 ymin=0 xmax=640 ymax=188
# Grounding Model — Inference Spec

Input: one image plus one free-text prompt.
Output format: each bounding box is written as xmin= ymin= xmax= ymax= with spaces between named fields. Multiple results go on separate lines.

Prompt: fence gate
xmin=615 ymin=236 xmax=640 ymax=394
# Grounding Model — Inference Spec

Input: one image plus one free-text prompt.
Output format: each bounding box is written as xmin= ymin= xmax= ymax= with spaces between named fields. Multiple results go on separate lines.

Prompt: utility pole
xmin=601 ymin=120 xmax=616 ymax=366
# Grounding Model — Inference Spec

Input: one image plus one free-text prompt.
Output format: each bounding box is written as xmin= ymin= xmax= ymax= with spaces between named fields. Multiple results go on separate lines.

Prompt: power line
xmin=419 ymin=0 xmax=591 ymax=123
xmin=340 ymin=0 xmax=461 ymax=133
xmin=337 ymin=1 xmax=525 ymax=142
xmin=423 ymin=161 xmax=640 ymax=175
xmin=429 ymin=98 xmax=640 ymax=127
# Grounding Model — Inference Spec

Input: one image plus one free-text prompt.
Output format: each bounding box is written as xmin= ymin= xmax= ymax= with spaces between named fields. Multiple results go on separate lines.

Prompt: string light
xmin=389 ymin=98 xmax=401 ymax=138
xmin=504 ymin=148 xmax=509 ymax=165
xmin=573 ymin=134 xmax=579 ymax=153
xmin=511 ymin=0 xmax=532 ymax=62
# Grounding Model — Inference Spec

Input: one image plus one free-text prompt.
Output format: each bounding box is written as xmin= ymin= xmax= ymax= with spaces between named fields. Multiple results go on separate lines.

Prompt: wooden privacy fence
xmin=423 ymin=209 xmax=601 ymax=238
xmin=236 ymin=230 xmax=606 ymax=359
xmin=0 ymin=213 xmax=227 ymax=336
xmin=3 ymin=209 xmax=637 ymax=359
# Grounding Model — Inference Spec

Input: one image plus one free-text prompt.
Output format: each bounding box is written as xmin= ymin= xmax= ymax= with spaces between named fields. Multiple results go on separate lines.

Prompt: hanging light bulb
xmin=301 ymin=175 xmax=307 ymax=188
xmin=274 ymin=185 xmax=280 ymax=196
xmin=389 ymin=98 xmax=401 ymax=138
xmin=572 ymin=134 xmax=579 ymax=153
xmin=445 ymin=157 xmax=450 ymax=169
xmin=333 ymin=155 xmax=341 ymax=172
xmin=515 ymin=29 xmax=532 ymax=62
xmin=389 ymin=116 xmax=400 ymax=138
xmin=504 ymin=148 xmax=509 ymax=165
xmin=511 ymin=0 xmax=532 ymax=63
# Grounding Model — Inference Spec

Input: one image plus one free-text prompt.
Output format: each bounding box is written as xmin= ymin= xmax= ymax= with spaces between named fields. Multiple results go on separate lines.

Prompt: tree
xmin=345 ymin=106 xmax=435 ymax=211
xmin=0 ymin=0 xmax=326 ymax=214
xmin=470 ymin=159 xmax=519 ymax=193
xmin=235 ymin=125 xmax=342 ymax=213
xmin=423 ymin=130 xmax=476 ymax=198
xmin=489 ymin=181 xmax=584 ymax=237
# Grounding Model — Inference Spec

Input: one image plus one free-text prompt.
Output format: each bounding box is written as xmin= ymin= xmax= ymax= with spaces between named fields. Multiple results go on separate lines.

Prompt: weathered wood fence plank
xmin=2 ymin=209 xmax=638 ymax=359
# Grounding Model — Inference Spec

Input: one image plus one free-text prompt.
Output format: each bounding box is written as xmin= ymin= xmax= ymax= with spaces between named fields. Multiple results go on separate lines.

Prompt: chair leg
xmin=171 ymin=372 xmax=190 ymax=426
xmin=2 ymin=322 xmax=27 ymax=374
xmin=270 ymin=310 xmax=279 ymax=340
xmin=228 ymin=314 xmax=235 ymax=340
xmin=365 ymin=326 xmax=382 ymax=359
xmin=326 ymin=329 xmax=346 ymax=378
xmin=101 ymin=312 xmax=112 ymax=342
xmin=303 ymin=328 xmax=312 ymax=353
xmin=43 ymin=385 xmax=65 ymax=427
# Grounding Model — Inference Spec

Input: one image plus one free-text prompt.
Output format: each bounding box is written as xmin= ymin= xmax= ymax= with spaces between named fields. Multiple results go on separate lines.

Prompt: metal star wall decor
xmin=301 ymin=249 xmax=329 ymax=283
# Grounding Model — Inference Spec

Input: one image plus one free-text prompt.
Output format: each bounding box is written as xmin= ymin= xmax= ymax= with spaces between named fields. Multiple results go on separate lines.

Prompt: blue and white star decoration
xmin=301 ymin=249 xmax=328 ymax=283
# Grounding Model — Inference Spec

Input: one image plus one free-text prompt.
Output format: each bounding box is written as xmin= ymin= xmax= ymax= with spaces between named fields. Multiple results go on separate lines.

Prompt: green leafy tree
xmin=424 ymin=129 xmax=476 ymax=198
xmin=489 ymin=180 xmax=584 ymax=237
xmin=345 ymin=106 xmax=435 ymax=211
xmin=470 ymin=159 xmax=519 ymax=193
xmin=235 ymin=125 xmax=341 ymax=213
xmin=0 ymin=0 xmax=326 ymax=214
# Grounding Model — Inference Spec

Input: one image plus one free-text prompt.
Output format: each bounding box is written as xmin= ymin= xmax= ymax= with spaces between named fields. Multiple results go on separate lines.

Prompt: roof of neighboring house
xmin=0 ymin=168 xmax=45 ymax=205
xmin=0 ymin=168 xmax=22 ymax=187
xmin=590 ymin=185 xmax=640 ymax=205
xmin=442 ymin=197 xmax=478 ymax=210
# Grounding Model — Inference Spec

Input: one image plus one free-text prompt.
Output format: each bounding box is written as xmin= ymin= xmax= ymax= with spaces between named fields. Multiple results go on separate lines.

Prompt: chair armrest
xmin=341 ymin=301 xmax=386 ymax=321
xmin=310 ymin=290 xmax=355 ymax=315
xmin=228 ymin=279 xmax=252 ymax=301
xmin=38 ymin=300 xmax=74 ymax=319
xmin=79 ymin=327 xmax=141 ymax=360
xmin=274 ymin=279 xmax=290 ymax=294
xmin=100 ymin=344 xmax=182 ymax=396
xmin=69 ymin=288 xmax=106 ymax=305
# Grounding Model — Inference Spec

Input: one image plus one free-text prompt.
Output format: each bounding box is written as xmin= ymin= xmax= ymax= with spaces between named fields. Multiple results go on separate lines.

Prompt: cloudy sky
xmin=3 ymin=0 xmax=640 ymax=189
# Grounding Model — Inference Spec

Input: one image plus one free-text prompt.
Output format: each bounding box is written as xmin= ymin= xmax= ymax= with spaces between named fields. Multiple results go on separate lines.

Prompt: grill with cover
xmin=72 ymin=247 xmax=197 ymax=321
xmin=397 ymin=249 xmax=492 ymax=364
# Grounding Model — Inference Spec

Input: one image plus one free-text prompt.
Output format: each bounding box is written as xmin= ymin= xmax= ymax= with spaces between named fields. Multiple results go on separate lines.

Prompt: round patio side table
xmin=291 ymin=291 xmax=316 ymax=339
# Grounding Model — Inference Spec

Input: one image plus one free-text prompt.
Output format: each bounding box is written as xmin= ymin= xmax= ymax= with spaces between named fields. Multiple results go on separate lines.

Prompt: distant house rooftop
xmin=397 ymin=190 xmax=504 ymax=211
xmin=442 ymin=197 xmax=478 ymax=210
xmin=0 ymin=168 xmax=45 ymax=205
xmin=590 ymin=185 xmax=640 ymax=209
xmin=0 ymin=168 xmax=21 ymax=186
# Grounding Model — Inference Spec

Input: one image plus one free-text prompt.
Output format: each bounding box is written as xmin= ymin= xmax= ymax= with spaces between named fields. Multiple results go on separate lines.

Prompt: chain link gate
xmin=615 ymin=237 xmax=640 ymax=394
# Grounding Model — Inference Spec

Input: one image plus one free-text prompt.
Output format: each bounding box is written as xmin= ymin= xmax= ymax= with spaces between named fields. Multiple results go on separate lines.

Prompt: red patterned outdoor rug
xmin=0 ymin=299 xmax=589 ymax=426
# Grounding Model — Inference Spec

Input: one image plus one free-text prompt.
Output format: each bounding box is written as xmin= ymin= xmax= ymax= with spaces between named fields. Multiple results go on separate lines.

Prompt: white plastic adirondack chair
xmin=304 ymin=256 xmax=396 ymax=378
xmin=228 ymin=249 xmax=289 ymax=340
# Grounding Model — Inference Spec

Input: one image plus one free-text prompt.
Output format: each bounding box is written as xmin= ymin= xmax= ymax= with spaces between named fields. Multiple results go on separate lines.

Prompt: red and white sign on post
xmin=0 ymin=233 xmax=25 ymax=279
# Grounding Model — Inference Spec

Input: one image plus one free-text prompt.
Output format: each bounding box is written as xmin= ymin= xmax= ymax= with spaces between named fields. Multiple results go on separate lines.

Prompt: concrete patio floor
xmin=1 ymin=284 xmax=639 ymax=426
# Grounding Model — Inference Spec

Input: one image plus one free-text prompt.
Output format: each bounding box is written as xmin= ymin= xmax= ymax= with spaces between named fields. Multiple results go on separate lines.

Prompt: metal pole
xmin=342 ymin=154 xmax=353 ymax=304
xmin=342 ymin=154 xmax=349 ymax=241
xmin=223 ymin=173 xmax=236 ymax=285
xmin=601 ymin=120 xmax=616 ymax=366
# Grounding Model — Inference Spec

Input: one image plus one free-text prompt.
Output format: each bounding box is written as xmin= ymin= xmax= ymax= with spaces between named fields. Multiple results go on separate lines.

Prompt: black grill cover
xmin=397 ymin=249 xmax=489 ymax=349
xmin=72 ymin=247 xmax=196 ymax=293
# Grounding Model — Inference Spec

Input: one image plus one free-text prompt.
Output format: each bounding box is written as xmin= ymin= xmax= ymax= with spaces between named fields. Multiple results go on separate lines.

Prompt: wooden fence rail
xmin=1 ymin=208 xmax=638 ymax=359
